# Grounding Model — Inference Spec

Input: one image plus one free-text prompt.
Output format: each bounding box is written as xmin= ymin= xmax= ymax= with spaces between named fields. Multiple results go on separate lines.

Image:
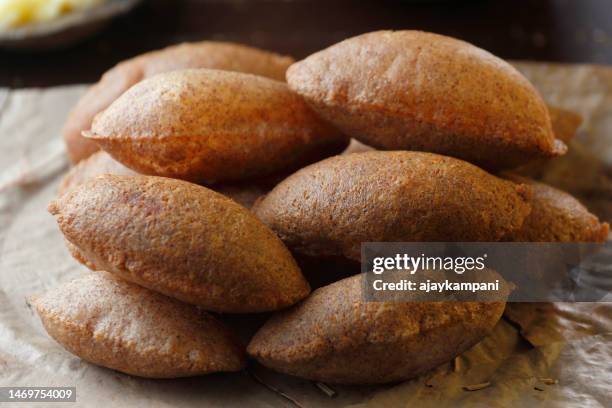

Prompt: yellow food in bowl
xmin=0 ymin=0 xmax=105 ymax=30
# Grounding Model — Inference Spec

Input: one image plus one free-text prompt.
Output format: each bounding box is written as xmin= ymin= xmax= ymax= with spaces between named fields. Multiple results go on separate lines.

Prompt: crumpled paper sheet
xmin=504 ymin=303 xmax=612 ymax=348
xmin=1 ymin=62 xmax=611 ymax=407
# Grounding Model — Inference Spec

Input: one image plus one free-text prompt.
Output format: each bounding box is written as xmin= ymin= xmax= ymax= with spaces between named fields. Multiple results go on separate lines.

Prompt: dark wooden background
xmin=1 ymin=0 xmax=611 ymax=88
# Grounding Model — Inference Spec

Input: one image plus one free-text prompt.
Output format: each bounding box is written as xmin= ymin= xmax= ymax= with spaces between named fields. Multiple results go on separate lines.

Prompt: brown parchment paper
xmin=0 ymin=62 xmax=611 ymax=407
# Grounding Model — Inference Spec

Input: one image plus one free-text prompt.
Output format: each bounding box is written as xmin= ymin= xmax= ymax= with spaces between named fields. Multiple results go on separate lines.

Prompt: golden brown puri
xmin=511 ymin=106 xmax=583 ymax=178
xmin=85 ymin=69 xmax=348 ymax=184
xmin=63 ymin=41 xmax=295 ymax=163
xmin=31 ymin=273 xmax=246 ymax=378
xmin=547 ymin=105 xmax=583 ymax=143
xmin=503 ymin=175 xmax=609 ymax=242
xmin=48 ymin=175 xmax=311 ymax=313
xmin=341 ymin=105 xmax=580 ymax=157
xmin=248 ymin=274 xmax=506 ymax=384
xmin=287 ymin=30 xmax=566 ymax=170
xmin=57 ymin=150 xmax=268 ymax=208
xmin=253 ymin=151 xmax=533 ymax=261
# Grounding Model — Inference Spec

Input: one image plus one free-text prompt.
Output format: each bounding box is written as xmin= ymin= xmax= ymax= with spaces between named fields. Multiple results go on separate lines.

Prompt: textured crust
xmin=287 ymin=30 xmax=566 ymax=170
xmin=341 ymin=105 xmax=581 ymax=156
xmin=504 ymin=175 xmax=609 ymax=242
xmin=48 ymin=175 xmax=310 ymax=312
xmin=85 ymin=69 xmax=348 ymax=184
xmin=253 ymin=151 xmax=533 ymax=260
xmin=63 ymin=41 xmax=295 ymax=163
xmin=32 ymin=273 xmax=246 ymax=378
xmin=248 ymin=274 xmax=506 ymax=384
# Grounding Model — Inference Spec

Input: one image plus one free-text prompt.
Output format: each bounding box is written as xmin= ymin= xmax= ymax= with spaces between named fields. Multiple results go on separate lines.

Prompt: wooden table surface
xmin=1 ymin=0 xmax=611 ymax=88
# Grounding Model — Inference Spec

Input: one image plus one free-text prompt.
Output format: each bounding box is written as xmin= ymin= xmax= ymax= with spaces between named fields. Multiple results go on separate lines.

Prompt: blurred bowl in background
xmin=0 ymin=0 xmax=143 ymax=51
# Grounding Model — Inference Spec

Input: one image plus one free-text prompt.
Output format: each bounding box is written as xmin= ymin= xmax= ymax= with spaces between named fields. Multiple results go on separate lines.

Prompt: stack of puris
xmin=33 ymin=32 xmax=607 ymax=384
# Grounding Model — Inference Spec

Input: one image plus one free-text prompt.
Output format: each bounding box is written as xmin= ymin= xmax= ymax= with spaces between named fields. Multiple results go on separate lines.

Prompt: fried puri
xmin=64 ymin=41 xmax=295 ymax=163
xmin=48 ymin=175 xmax=310 ymax=313
xmin=341 ymin=105 xmax=581 ymax=155
xmin=248 ymin=274 xmax=506 ymax=384
xmin=504 ymin=175 xmax=609 ymax=242
xmin=84 ymin=69 xmax=348 ymax=184
xmin=32 ymin=273 xmax=245 ymax=378
xmin=287 ymin=30 xmax=566 ymax=170
xmin=253 ymin=151 xmax=532 ymax=260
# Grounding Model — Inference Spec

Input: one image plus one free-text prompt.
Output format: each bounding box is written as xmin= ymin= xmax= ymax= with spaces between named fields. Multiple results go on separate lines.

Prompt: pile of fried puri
xmin=31 ymin=31 xmax=609 ymax=384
